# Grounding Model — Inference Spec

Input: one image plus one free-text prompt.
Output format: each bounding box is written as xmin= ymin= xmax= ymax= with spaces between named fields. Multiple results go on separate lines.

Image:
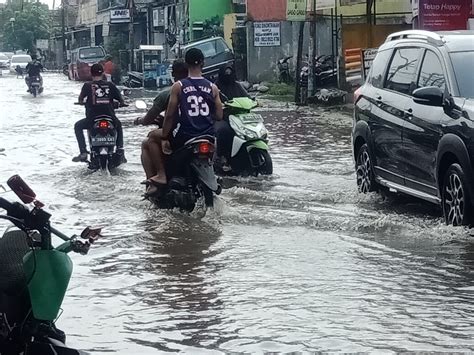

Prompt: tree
xmin=3 ymin=2 xmax=51 ymax=52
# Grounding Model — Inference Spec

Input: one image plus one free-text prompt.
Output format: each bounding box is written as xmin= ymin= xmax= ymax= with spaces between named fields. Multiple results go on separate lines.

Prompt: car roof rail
xmin=385 ymin=30 xmax=444 ymax=46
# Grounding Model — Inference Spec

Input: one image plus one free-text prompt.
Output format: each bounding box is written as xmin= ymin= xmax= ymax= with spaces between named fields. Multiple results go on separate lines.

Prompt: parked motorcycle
xmin=135 ymin=100 xmax=221 ymax=214
xmin=27 ymin=76 xmax=43 ymax=97
xmin=75 ymin=102 xmax=127 ymax=171
xmin=314 ymin=55 xmax=337 ymax=87
xmin=217 ymin=97 xmax=272 ymax=176
xmin=0 ymin=175 xmax=100 ymax=355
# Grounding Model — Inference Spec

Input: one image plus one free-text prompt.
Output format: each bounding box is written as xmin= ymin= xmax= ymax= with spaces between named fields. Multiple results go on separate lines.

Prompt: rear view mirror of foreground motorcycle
xmin=135 ymin=100 xmax=147 ymax=110
xmin=7 ymin=175 xmax=44 ymax=207
xmin=80 ymin=226 xmax=102 ymax=244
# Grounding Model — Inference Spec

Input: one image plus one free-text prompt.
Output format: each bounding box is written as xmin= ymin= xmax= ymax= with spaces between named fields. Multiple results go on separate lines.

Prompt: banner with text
xmin=254 ymin=22 xmax=281 ymax=47
xmin=419 ymin=0 xmax=471 ymax=30
xmin=286 ymin=0 xmax=307 ymax=21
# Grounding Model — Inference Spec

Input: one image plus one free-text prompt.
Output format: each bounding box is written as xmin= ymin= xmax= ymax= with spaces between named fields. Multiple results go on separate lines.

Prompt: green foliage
xmin=202 ymin=15 xmax=224 ymax=38
xmin=2 ymin=2 xmax=51 ymax=52
xmin=267 ymin=82 xmax=295 ymax=96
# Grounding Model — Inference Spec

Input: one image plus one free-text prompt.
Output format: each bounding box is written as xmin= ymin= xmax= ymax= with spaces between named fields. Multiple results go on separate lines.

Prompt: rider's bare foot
xmin=149 ymin=174 xmax=167 ymax=186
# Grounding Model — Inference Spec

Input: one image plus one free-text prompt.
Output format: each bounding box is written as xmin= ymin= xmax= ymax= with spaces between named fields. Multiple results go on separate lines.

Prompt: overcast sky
xmin=0 ymin=0 xmax=56 ymax=9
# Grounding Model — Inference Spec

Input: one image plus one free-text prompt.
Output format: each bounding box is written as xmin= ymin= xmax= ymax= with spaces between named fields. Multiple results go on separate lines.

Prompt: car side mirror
xmin=412 ymin=86 xmax=444 ymax=107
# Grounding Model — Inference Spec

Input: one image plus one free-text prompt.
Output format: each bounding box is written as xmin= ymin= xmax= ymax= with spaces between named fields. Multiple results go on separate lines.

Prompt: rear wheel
xmin=32 ymin=86 xmax=37 ymax=97
xmin=99 ymin=156 xmax=108 ymax=170
xmin=442 ymin=163 xmax=472 ymax=226
xmin=356 ymin=144 xmax=377 ymax=193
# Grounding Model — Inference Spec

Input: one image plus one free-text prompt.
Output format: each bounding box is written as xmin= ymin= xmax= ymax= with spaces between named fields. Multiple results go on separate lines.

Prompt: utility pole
xmin=294 ymin=21 xmax=305 ymax=104
xmin=61 ymin=0 xmax=66 ymax=65
xmin=128 ymin=0 xmax=134 ymax=71
xmin=308 ymin=0 xmax=316 ymax=96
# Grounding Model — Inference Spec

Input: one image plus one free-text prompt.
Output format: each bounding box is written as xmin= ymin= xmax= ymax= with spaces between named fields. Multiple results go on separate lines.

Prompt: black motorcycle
xmin=314 ymin=55 xmax=337 ymax=87
xmin=147 ymin=136 xmax=221 ymax=214
xmin=75 ymin=102 xmax=127 ymax=171
xmin=0 ymin=175 xmax=100 ymax=355
xmin=27 ymin=76 xmax=43 ymax=97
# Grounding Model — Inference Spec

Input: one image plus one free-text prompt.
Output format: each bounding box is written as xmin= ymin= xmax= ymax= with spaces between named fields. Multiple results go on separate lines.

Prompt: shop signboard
xmin=254 ymin=22 xmax=281 ymax=47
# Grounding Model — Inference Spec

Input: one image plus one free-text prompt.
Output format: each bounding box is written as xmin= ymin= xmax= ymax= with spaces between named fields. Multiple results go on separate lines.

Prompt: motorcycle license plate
xmin=240 ymin=113 xmax=263 ymax=123
xmin=91 ymin=136 xmax=115 ymax=147
xmin=31 ymin=83 xmax=40 ymax=86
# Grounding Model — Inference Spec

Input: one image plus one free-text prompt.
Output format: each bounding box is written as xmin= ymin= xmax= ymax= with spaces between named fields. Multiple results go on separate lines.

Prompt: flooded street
xmin=1 ymin=73 xmax=474 ymax=353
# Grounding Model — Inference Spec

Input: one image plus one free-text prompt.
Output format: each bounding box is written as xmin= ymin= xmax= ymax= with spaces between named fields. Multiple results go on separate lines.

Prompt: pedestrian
xmin=103 ymin=55 xmax=114 ymax=82
xmin=299 ymin=65 xmax=309 ymax=106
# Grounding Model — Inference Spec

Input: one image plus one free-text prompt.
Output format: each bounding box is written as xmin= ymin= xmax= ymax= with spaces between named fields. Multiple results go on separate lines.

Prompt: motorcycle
xmin=27 ymin=76 xmax=43 ymax=98
xmin=314 ymin=55 xmax=337 ymax=88
xmin=0 ymin=175 xmax=100 ymax=355
xmin=135 ymin=100 xmax=221 ymax=214
xmin=216 ymin=96 xmax=272 ymax=176
xmin=75 ymin=102 xmax=127 ymax=171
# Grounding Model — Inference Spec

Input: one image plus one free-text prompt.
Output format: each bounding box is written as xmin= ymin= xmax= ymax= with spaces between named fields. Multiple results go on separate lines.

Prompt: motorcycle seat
xmin=0 ymin=229 xmax=29 ymax=293
xmin=184 ymin=135 xmax=215 ymax=146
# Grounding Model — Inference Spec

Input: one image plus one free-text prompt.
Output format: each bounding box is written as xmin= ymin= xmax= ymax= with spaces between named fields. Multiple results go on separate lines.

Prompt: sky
xmin=0 ymin=0 xmax=56 ymax=9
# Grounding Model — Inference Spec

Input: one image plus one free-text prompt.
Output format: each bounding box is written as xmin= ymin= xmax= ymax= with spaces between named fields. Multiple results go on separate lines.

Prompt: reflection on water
xmin=1 ymin=74 xmax=474 ymax=353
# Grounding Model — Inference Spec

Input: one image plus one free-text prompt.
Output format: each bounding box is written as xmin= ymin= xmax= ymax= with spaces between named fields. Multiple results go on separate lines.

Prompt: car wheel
xmin=356 ymin=144 xmax=377 ymax=193
xmin=442 ymin=163 xmax=472 ymax=226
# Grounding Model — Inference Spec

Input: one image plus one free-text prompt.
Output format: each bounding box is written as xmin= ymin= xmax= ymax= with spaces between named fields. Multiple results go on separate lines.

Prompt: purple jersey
xmin=177 ymin=77 xmax=215 ymax=137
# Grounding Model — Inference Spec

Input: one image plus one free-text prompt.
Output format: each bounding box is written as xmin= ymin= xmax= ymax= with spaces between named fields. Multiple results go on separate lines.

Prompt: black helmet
xmin=185 ymin=48 xmax=204 ymax=66
xmin=91 ymin=63 xmax=104 ymax=76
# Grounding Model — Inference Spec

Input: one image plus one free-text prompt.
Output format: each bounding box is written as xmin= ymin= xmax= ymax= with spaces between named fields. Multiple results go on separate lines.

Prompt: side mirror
xmin=412 ymin=86 xmax=444 ymax=107
xmin=135 ymin=100 xmax=147 ymax=110
xmin=7 ymin=175 xmax=37 ymax=204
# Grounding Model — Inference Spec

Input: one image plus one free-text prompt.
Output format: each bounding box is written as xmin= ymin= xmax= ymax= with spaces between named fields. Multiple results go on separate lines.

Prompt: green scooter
xmin=0 ymin=175 xmax=101 ymax=355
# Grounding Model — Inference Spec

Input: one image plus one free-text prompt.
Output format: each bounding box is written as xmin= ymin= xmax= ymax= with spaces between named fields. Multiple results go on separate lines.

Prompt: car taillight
xmin=354 ymin=87 xmax=362 ymax=103
xmin=99 ymin=120 xmax=109 ymax=129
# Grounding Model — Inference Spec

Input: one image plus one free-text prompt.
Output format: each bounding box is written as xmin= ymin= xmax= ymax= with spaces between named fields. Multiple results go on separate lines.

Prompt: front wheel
xmin=249 ymin=149 xmax=273 ymax=176
xmin=356 ymin=144 xmax=377 ymax=193
xmin=442 ymin=163 xmax=472 ymax=226
xmin=99 ymin=155 xmax=108 ymax=170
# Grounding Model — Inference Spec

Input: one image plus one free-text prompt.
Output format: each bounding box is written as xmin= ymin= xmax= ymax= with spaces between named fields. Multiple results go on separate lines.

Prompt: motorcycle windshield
xmin=225 ymin=97 xmax=258 ymax=111
xmin=23 ymin=250 xmax=73 ymax=321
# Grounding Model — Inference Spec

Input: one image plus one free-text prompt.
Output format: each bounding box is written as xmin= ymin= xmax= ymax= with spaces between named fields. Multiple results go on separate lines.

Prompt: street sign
xmin=254 ymin=22 xmax=281 ymax=47
xmin=361 ymin=48 xmax=378 ymax=80
xmin=286 ymin=0 xmax=307 ymax=21
xmin=36 ymin=39 xmax=48 ymax=50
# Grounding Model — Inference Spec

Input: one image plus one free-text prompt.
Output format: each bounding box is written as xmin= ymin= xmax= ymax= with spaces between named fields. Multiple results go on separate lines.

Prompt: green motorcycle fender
xmin=245 ymin=140 xmax=269 ymax=152
xmin=23 ymin=250 xmax=73 ymax=321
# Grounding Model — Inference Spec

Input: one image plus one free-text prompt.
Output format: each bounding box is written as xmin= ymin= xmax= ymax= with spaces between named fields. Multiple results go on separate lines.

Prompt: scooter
xmin=27 ymin=76 xmax=43 ymax=97
xmin=0 ymin=175 xmax=100 ymax=355
xmin=135 ymin=100 xmax=221 ymax=214
xmin=216 ymin=97 xmax=272 ymax=176
xmin=75 ymin=102 xmax=127 ymax=171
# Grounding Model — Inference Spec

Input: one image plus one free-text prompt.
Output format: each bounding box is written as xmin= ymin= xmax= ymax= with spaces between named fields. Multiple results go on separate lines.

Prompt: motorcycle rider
xmin=25 ymin=54 xmax=43 ymax=93
xmin=215 ymin=65 xmax=250 ymax=170
xmin=144 ymin=48 xmax=223 ymax=195
xmin=135 ymin=59 xmax=188 ymax=180
xmin=72 ymin=63 xmax=126 ymax=164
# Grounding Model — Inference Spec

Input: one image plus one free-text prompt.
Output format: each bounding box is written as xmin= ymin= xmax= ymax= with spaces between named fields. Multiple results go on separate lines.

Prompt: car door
xmin=402 ymin=49 xmax=447 ymax=196
xmin=370 ymin=46 xmax=423 ymax=185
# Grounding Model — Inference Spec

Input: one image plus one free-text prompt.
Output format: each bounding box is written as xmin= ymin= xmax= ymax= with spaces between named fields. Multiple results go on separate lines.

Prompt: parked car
xmin=181 ymin=37 xmax=234 ymax=81
xmin=0 ymin=53 xmax=10 ymax=69
xmin=9 ymin=54 xmax=32 ymax=73
xmin=68 ymin=46 xmax=106 ymax=81
xmin=352 ymin=30 xmax=474 ymax=226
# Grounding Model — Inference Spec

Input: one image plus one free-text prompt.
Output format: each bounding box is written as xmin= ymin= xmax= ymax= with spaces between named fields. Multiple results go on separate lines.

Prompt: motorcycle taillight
xmin=99 ymin=120 xmax=109 ymax=129
xmin=198 ymin=142 xmax=214 ymax=155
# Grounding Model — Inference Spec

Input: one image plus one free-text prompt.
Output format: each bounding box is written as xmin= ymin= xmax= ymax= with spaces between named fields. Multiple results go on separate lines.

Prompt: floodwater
xmin=1 ymin=73 xmax=474 ymax=354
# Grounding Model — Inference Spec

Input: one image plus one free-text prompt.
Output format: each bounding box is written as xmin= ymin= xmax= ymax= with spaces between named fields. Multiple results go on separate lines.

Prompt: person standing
xmin=103 ymin=55 xmax=114 ymax=82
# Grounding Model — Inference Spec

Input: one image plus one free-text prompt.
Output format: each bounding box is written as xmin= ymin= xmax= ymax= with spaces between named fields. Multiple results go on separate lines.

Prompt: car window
xmin=417 ymin=50 xmax=446 ymax=91
xmin=193 ymin=41 xmax=217 ymax=58
xmin=368 ymin=49 xmax=392 ymax=89
xmin=384 ymin=48 xmax=421 ymax=95
xmin=11 ymin=55 xmax=31 ymax=63
xmin=215 ymin=39 xmax=228 ymax=54
xmin=450 ymin=51 xmax=474 ymax=99
xmin=79 ymin=47 xmax=105 ymax=59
